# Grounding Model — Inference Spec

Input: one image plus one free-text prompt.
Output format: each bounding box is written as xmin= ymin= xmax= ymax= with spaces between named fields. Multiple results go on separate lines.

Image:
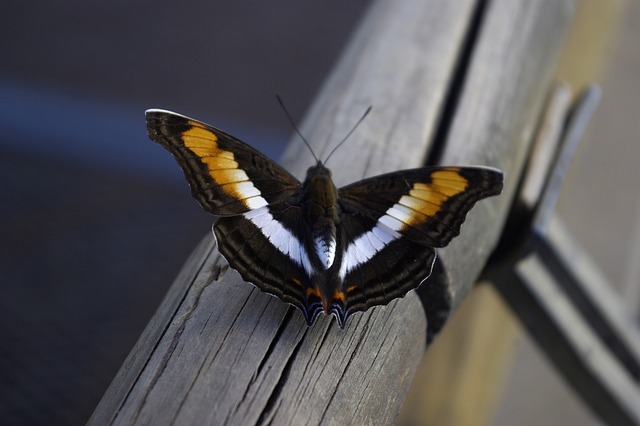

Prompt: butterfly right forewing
xmin=325 ymin=166 xmax=503 ymax=323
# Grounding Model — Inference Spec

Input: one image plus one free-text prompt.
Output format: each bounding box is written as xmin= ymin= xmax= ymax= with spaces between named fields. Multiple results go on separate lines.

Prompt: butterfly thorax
xmin=302 ymin=163 xmax=339 ymax=272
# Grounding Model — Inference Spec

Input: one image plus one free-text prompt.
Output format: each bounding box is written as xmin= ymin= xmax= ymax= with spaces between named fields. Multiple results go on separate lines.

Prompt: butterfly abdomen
xmin=301 ymin=164 xmax=340 ymax=272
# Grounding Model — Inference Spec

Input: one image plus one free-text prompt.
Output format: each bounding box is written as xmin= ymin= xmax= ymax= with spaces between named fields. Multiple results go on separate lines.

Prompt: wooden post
xmin=90 ymin=0 xmax=575 ymax=424
xmin=402 ymin=0 xmax=576 ymax=423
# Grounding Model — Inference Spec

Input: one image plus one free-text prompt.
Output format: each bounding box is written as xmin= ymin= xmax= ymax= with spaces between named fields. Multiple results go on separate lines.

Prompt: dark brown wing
xmin=328 ymin=212 xmax=436 ymax=328
xmin=213 ymin=201 xmax=325 ymax=325
xmin=146 ymin=109 xmax=301 ymax=215
xmin=147 ymin=109 xmax=319 ymax=321
xmin=339 ymin=166 xmax=503 ymax=247
xmin=325 ymin=166 xmax=503 ymax=325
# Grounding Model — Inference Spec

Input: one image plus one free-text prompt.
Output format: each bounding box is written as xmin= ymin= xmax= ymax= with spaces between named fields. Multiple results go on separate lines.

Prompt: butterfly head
xmin=304 ymin=160 xmax=332 ymax=180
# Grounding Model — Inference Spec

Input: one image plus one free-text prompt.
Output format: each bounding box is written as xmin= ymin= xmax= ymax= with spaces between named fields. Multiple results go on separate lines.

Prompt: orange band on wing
xmin=390 ymin=169 xmax=469 ymax=227
xmin=182 ymin=124 xmax=267 ymax=209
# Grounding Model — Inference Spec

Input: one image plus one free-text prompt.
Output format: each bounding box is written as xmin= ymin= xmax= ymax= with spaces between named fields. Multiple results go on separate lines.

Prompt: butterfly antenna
xmin=276 ymin=94 xmax=319 ymax=163
xmin=323 ymin=106 xmax=372 ymax=166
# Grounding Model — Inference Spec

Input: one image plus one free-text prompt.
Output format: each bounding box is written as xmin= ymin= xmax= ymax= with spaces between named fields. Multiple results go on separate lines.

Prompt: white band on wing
xmin=244 ymin=207 xmax=314 ymax=277
xmin=338 ymin=222 xmax=400 ymax=279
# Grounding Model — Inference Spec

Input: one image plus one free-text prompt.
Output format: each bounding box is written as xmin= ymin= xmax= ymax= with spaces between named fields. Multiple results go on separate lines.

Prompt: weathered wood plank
xmin=434 ymin=0 xmax=576 ymax=313
xmin=90 ymin=0 xmax=478 ymax=424
xmin=401 ymin=1 xmax=577 ymax=422
xmin=90 ymin=0 xmax=577 ymax=424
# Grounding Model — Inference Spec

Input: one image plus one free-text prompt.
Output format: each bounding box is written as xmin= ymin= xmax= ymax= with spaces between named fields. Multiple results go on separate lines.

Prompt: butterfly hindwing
xmin=146 ymin=109 xmax=301 ymax=215
xmin=213 ymin=201 xmax=326 ymax=325
xmin=328 ymin=212 xmax=437 ymax=327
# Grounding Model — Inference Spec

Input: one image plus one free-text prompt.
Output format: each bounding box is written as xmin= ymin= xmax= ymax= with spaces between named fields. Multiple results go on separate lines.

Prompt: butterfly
xmin=146 ymin=109 xmax=503 ymax=328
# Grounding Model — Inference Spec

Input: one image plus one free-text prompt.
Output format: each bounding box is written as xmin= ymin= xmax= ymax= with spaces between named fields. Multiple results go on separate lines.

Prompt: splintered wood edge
xmin=88 ymin=235 xmax=218 ymax=425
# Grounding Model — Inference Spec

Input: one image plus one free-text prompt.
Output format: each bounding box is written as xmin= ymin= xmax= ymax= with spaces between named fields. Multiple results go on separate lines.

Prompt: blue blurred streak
xmin=0 ymin=79 xmax=287 ymax=182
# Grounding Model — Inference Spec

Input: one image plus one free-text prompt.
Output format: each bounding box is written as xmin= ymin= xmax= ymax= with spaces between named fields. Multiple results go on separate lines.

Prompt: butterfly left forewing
xmin=146 ymin=109 xmax=301 ymax=215
xmin=147 ymin=109 xmax=325 ymax=322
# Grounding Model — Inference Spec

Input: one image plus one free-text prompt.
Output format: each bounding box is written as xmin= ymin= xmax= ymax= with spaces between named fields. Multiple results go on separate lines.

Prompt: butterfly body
xmin=147 ymin=109 xmax=504 ymax=328
xmin=300 ymin=163 xmax=339 ymax=270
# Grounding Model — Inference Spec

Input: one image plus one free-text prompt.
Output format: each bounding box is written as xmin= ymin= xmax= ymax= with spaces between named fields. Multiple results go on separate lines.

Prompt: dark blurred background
xmin=0 ymin=2 xmax=370 ymax=424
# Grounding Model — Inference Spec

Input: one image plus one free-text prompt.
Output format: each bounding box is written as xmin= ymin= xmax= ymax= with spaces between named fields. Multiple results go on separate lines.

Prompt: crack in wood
xmin=131 ymin=255 xmax=225 ymax=424
xmin=256 ymin=314 xmax=308 ymax=425
xmin=427 ymin=0 xmax=490 ymax=166
xmin=253 ymin=308 xmax=296 ymax=384
xmin=121 ymin=249 xmax=222 ymax=424
xmin=318 ymin=315 xmax=371 ymax=424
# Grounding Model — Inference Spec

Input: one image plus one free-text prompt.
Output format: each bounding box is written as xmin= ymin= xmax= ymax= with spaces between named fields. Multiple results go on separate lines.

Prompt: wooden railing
xmin=90 ymin=0 xmax=576 ymax=424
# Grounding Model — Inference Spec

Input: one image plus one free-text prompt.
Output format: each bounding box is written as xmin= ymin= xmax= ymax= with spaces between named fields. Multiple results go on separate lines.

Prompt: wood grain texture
xmin=90 ymin=0 xmax=576 ymax=424
xmin=91 ymin=0 xmax=477 ymax=424
xmin=400 ymin=284 xmax=521 ymax=426
xmin=400 ymin=2 xmax=578 ymax=425
xmin=435 ymin=0 xmax=576 ymax=312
